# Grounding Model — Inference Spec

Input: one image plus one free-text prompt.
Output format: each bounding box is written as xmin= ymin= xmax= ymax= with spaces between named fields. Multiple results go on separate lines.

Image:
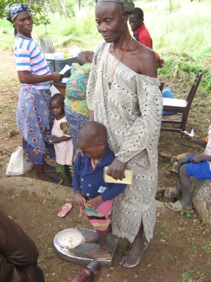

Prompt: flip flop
xmin=57 ymin=203 xmax=72 ymax=217
xmin=165 ymin=201 xmax=183 ymax=212
xmin=121 ymin=242 xmax=148 ymax=268
xmin=164 ymin=185 xmax=180 ymax=199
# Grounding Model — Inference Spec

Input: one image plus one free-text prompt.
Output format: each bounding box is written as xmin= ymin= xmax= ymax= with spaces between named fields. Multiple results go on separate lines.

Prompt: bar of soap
xmin=103 ymin=166 xmax=133 ymax=185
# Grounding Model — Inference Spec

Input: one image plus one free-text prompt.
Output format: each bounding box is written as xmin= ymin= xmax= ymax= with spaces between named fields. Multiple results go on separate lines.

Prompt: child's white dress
xmin=52 ymin=116 xmax=73 ymax=165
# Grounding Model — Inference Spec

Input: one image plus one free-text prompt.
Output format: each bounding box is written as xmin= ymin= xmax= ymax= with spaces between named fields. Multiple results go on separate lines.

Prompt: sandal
xmin=57 ymin=203 xmax=72 ymax=217
xmin=120 ymin=242 xmax=148 ymax=268
xmin=165 ymin=201 xmax=183 ymax=212
xmin=164 ymin=185 xmax=180 ymax=199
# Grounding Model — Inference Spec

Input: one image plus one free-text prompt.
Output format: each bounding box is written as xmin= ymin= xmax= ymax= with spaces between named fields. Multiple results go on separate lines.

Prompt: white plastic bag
xmin=6 ymin=146 xmax=34 ymax=176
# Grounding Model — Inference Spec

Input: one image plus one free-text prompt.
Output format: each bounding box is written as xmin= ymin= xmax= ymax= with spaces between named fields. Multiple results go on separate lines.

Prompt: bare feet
xmin=119 ymin=225 xmax=147 ymax=268
xmin=37 ymin=172 xmax=52 ymax=182
xmin=43 ymin=161 xmax=56 ymax=172
xmin=86 ymin=247 xmax=110 ymax=259
xmin=85 ymin=235 xmax=99 ymax=243
xmin=37 ymin=172 xmax=63 ymax=184
xmin=119 ymin=242 xmax=148 ymax=268
xmin=35 ymin=164 xmax=52 ymax=182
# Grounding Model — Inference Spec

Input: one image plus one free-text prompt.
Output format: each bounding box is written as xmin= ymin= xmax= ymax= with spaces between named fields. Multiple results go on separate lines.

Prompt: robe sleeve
xmin=115 ymin=76 xmax=163 ymax=169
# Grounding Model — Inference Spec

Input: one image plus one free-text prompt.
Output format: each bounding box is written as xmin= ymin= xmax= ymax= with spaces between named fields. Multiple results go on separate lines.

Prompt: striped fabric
xmin=14 ymin=35 xmax=51 ymax=90
xmin=83 ymin=200 xmax=113 ymax=231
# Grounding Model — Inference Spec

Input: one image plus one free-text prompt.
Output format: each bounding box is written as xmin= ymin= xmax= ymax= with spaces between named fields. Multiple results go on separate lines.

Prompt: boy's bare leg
xmin=86 ymin=230 xmax=109 ymax=258
xmin=179 ymin=165 xmax=194 ymax=209
xmin=85 ymin=235 xmax=99 ymax=243
xmin=178 ymin=156 xmax=190 ymax=168
xmin=119 ymin=224 xmax=146 ymax=267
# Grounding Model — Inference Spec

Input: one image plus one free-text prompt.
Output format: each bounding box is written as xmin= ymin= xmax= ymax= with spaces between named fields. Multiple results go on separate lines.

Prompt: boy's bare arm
xmin=185 ymin=135 xmax=207 ymax=148
xmin=191 ymin=137 xmax=207 ymax=148
xmin=192 ymin=154 xmax=211 ymax=163
xmin=74 ymin=192 xmax=86 ymax=206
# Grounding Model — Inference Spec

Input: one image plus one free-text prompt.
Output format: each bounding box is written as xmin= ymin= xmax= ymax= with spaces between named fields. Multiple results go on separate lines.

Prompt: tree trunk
xmin=60 ymin=0 xmax=68 ymax=18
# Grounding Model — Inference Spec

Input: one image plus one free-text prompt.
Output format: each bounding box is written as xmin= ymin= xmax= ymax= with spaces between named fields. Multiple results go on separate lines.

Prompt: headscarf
xmin=7 ymin=3 xmax=31 ymax=23
xmin=96 ymin=0 xmax=135 ymax=13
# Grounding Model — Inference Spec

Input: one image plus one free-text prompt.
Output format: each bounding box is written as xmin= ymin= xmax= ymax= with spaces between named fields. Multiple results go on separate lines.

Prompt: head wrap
xmin=96 ymin=0 xmax=134 ymax=13
xmin=7 ymin=3 xmax=31 ymax=23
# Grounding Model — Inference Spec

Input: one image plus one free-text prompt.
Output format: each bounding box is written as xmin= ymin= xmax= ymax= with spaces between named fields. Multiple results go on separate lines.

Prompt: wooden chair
xmin=161 ymin=70 xmax=203 ymax=132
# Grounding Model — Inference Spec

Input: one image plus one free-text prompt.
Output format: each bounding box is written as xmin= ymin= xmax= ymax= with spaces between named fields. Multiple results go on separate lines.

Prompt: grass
xmin=48 ymin=197 xmax=61 ymax=207
xmin=0 ymin=0 xmax=210 ymax=91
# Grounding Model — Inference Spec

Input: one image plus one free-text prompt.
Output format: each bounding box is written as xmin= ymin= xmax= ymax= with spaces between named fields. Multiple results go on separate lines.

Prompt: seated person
xmin=64 ymin=51 xmax=94 ymax=153
xmin=73 ymin=121 xmax=126 ymax=259
xmin=0 ymin=210 xmax=44 ymax=281
xmin=165 ymin=125 xmax=211 ymax=212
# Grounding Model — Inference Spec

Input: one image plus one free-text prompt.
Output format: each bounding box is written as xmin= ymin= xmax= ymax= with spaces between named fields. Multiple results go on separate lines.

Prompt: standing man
xmin=87 ymin=0 xmax=162 ymax=268
xmin=129 ymin=7 xmax=153 ymax=49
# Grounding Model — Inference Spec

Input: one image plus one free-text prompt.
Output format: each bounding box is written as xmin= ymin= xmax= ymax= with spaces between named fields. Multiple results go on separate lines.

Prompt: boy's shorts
xmin=83 ymin=200 xmax=113 ymax=232
xmin=186 ymin=155 xmax=211 ymax=180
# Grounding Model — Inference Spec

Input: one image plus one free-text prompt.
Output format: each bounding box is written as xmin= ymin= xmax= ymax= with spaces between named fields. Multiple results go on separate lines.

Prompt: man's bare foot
xmin=85 ymin=235 xmax=99 ymax=243
xmin=86 ymin=247 xmax=110 ymax=259
xmin=119 ymin=242 xmax=148 ymax=268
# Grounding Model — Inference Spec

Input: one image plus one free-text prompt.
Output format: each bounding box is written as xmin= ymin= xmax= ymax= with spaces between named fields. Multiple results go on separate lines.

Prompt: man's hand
xmin=106 ymin=158 xmax=126 ymax=180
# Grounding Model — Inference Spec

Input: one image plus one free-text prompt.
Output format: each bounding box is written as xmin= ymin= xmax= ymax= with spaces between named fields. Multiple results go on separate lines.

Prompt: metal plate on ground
xmin=53 ymin=227 xmax=118 ymax=266
xmin=54 ymin=228 xmax=84 ymax=249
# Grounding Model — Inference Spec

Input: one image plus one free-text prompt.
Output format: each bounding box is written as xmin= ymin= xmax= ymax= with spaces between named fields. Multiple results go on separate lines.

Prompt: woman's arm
xmin=48 ymin=136 xmax=71 ymax=143
xmin=17 ymin=70 xmax=63 ymax=84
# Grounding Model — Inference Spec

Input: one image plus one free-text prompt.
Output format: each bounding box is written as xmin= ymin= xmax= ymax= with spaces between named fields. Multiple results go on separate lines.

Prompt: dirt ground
xmin=0 ymin=50 xmax=210 ymax=282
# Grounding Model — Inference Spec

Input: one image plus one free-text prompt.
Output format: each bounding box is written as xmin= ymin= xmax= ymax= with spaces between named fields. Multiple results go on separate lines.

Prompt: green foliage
xmin=158 ymin=53 xmax=211 ymax=95
xmin=0 ymin=0 xmax=50 ymax=26
xmin=181 ymin=209 xmax=193 ymax=219
xmin=1 ymin=0 xmax=211 ymax=94
xmin=182 ymin=271 xmax=192 ymax=282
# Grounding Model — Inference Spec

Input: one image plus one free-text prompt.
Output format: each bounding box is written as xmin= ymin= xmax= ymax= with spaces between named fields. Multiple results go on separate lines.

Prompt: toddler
xmin=49 ymin=94 xmax=73 ymax=184
xmin=73 ymin=121 xmax=126 ymax=259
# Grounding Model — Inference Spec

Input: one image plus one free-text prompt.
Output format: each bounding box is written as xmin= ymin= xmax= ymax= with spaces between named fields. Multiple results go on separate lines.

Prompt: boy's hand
xmin=73 ymin=148 xmax=84 ymax=162
xmin=87 ymin=195 xmax=103 ymax=210
xmin=74 ymin=192 xmax=85 ymax=206
xmin=192 ymin=154 xmax=204 ymax=163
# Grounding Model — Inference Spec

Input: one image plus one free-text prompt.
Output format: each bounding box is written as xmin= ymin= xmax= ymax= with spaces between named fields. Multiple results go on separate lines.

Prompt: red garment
xmin=133 ymin=23 xmax=152 ymax=49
